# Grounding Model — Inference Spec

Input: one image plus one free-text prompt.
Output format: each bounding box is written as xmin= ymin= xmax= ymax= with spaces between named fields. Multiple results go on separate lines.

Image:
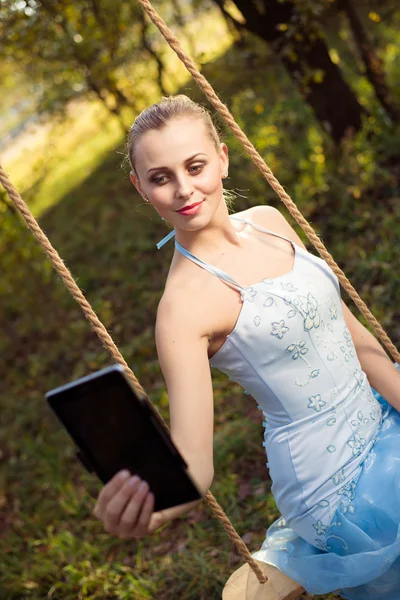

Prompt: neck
xmin=174 ymin=200 xmax=243 ymax=258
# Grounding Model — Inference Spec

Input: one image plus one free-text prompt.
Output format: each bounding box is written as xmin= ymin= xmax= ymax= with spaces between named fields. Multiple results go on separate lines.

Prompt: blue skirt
xmin=252 ymin=363 xmax=400 ymax=599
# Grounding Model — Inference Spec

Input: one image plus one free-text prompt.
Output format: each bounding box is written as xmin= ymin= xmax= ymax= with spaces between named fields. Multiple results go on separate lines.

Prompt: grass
xmin=1 ymin=8 xmax=400 ymax=600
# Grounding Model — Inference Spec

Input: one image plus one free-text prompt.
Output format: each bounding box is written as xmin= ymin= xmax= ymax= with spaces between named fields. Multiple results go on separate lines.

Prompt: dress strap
xmin=174 ymin=240 xmax=243 ymax=292
xmin=155 ymin=213 xmax=294 ymax=292
xmin=229 ymin=215 xmax=295 ymax=248
xmin=157 ymin=229 xmax=175 ymax=249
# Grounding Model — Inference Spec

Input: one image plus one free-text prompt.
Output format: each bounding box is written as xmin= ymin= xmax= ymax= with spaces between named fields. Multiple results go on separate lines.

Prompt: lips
xmin=177 ymin=200 xmax=203 ymax=213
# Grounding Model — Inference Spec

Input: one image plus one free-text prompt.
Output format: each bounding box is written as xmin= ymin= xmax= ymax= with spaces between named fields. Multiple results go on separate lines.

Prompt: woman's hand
xmin=92 ymin=470 xmax=163 ymax=539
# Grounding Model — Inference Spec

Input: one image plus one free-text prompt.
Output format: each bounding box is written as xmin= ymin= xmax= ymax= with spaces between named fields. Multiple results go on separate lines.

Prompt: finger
xmin=95 ymin=470 xmax=131 ymax=517
xmin=118 ymin=481 xmax=151 ymax=536
xmin=93 ymin=470 xmax=131 ymax=518
xmin=104 ymin=475 xmax=141 ymax=533
xmin=136 ymin=491 xmax=155 ymax=529
xmin=120 ymin=491 xmax=155 ymax=539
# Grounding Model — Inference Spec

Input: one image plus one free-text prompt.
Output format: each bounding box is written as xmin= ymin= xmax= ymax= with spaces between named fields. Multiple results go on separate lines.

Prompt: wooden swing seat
xmin=223 ymin=560 xmax=304 ymax=600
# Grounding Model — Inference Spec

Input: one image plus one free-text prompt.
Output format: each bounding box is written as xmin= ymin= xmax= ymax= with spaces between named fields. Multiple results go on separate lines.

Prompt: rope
xmin=137 ymin=0 xmax=400 ymax=367
xmin=0 ymin=163 xmax=268 ymax=584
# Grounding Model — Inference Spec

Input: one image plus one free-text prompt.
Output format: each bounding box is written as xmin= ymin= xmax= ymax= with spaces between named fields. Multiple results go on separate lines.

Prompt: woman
xmin=93 ymin=95 xmax=400 ymax=598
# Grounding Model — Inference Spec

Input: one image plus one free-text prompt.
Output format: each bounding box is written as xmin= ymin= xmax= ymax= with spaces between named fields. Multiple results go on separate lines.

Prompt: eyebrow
xmin=146 ymin=153 xmax=208 ymax=174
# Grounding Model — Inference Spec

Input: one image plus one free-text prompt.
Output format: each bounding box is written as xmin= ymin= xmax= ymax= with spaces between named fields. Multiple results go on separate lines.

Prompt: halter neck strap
xmin=156 ymin=229 xmax=175 ymax=249
xmin=174 ymin=239 xmax=243 ymax=292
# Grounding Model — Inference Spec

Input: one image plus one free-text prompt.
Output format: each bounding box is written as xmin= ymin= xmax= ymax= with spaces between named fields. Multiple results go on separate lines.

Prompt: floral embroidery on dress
xmin=347 ymin=433 xmax=367 ymax=456
xmin=254 ymin=316 xmax=261 ymax=327
xmin=262 ymin=278 xmax=273 ymax=285
xmin=339 ymin=498 xmax=356 ymax=515
xmin=240 ymin=287 xmax=258 ymax=303
xmin=353 ymin=368 xmax=366 ymax=392
xmin=340 ymin=345 xmax=350 ymax=362
xmin=308 ymin=394 xmax=326 ymax=412
xmin=351 ymin=410 xmax=369 ymax=427
xmin=330 ymin=520 xmax=343 ymax=528
xmin=327 ymin=445 xmax=336 ymax=453
xmin=329 ymin=388 xmax=339 ymax=401
xmin=332 ymin=468 xmax=345 ymax=486
xmin=326 ymin=417 xmax=337 ymax=426
xmin=313 ymin=520 xmax=329 ymax=536
xmin=314 ymin=538 xmax=329 ymax=551
xmin=329 ymin=300 xmax=338 ymax=320
xmin=299 ymin=292 xmax=321 ymax=331
xmin=281 ymin=282 xmax=298 ymax=292
xmin=286 ymin=341 xmax=309 ymax=361
xmin=263 ymin=297 xmax=275 ymax=308
xmin=325 ymin=534 xmax=349 ymax=551
xmin=270 ymin=320 xmax=289 ymax=339
xmin=343 ymin=326 xmax=353 ymax=348
xmin=338 ymin=480 xmax=356 ymax=501
xmin=367 ymin=392 xmax=382 ymax=422
xmin=294 ymin=368 xmax=320 ymax=387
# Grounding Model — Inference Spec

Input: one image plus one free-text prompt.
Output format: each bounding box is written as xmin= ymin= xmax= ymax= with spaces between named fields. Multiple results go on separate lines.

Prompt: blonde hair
xmin=127 ymin=94 xmax=235 ymax=210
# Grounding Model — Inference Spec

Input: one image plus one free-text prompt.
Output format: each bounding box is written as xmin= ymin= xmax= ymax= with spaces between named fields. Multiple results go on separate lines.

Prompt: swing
xmin=1 ymin=1 xmax=399 ymax=598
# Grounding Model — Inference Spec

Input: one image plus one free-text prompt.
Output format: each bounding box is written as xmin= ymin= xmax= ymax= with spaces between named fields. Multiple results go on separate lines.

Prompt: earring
xmin=223 ymin=171 xmax=228 ymax=179
xmin=143 ymin=194 xmax=149 ymax=202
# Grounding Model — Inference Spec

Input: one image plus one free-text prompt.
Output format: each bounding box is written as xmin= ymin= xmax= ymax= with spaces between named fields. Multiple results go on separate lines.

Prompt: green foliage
xmin=0 ymin=0 xmax=140 ymax=115
xmin=0 ymin=0 xmax=222 ymax=124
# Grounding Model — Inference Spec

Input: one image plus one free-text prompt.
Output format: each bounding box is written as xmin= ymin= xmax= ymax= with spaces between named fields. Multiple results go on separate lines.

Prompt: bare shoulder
xmin=231 ymin=204 xmax=281 ymax=228
xmin=156 ymin=289 xmax=192 ymax=331
xmin=247 ymin=204 xmax=286 ymax=229
xmin=246 ymin=205 xmax=307 ymax=250
xmin=156 ymin=287 xmax=208 ymax=345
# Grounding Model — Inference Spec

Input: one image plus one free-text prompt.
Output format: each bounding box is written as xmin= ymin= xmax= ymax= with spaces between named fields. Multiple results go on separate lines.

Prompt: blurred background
xmin=1 ymin=1 xmax=399 ymax=598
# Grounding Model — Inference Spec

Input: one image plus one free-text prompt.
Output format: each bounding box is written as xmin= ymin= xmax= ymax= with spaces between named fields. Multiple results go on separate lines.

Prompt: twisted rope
xmin=137 ymin=0 xmax=400 ymax=367
xmin=0 ymin=163 xmax=268 ymax=584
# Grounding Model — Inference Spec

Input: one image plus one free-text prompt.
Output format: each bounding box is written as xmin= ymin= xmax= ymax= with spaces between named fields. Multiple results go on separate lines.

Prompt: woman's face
xmin=130 ymin=117 xmax=229 ymax=230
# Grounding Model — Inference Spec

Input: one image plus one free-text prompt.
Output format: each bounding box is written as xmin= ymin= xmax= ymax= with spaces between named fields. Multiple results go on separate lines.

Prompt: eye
xmin=189 ymin=164 xmax=204 ymax=173
xmin=152 ymin=175 xmax=167 ymax=184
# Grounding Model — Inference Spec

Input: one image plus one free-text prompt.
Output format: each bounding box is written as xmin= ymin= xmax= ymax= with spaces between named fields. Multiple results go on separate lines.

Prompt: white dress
xmin=157 ymin=215 xmax=400 ymax=598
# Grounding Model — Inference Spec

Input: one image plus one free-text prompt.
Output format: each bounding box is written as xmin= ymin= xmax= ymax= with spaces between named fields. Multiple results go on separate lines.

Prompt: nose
xmin=174 ymin=172 xmax=194 ymax=200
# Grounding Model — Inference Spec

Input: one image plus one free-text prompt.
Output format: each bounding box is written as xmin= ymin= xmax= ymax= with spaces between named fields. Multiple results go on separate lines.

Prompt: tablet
xmin=45 ymin=364 xmax=202 ymax=511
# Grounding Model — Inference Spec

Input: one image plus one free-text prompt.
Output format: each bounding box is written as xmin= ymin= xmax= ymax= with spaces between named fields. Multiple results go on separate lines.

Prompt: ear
xmin=219 ymin=143 xmax=229 ymax=175
xmin=130 ymin=171 xmax=142 ymax=195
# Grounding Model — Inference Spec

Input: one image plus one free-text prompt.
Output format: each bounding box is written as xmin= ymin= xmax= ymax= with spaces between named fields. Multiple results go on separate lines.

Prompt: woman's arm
xmin=340 ymin=301 xmax=400 ymax=411
xmin=151 ymin=292 xmax=216 ymax=529
xmin=250 ymin=205 xmax=400 ymax=411
xmin=93 ymin=291 xmax=215 ymax=539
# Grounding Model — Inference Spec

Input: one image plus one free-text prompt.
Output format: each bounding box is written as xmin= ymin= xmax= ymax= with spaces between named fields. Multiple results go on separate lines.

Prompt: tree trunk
xmin=338 ymin=0 xmax=400 ymax=123
xmin=218 ymin=0 xmax=366 ymax=142
xmin=213 ymin=0 xmax=245 ymax=44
